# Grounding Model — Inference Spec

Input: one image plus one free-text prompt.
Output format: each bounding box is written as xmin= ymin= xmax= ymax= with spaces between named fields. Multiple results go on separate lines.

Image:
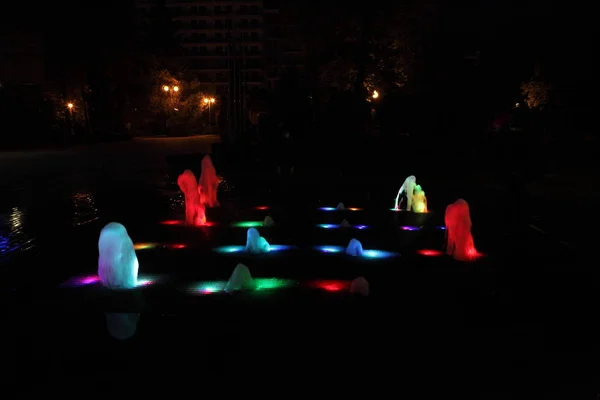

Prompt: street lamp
xmin=163 ymin=85 xmax=170 ymax=92
xmin=372 ymin=90 xmax=379 ymax=99
xmin=173 ymin=86 xmax=179 ymax=92
xmin=66 ymin=103 xmax=74 ymax=135
xmin=203 ymin=97 xmax=216 ymax=128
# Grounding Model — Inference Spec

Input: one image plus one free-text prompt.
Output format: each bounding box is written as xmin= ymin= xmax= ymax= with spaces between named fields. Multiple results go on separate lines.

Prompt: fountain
xmin=350 ymin=276 xmax=369 ymax=296
xmin=340 ymin=219 xmax=352 ymax=228
xmin=198 ymin=155 xmax=220 ymax=207
xmin=245 ymin=227 xmax=270 ymax=254
xmin=263 ymin=216 xmax=275 ymax=227
xmin=444 ymin=199 xmax=481 ymax=261
xmin=98 ymin=222 xmax=139 ymax=289
xmin=177 ymin=169 xmax=206 ymax=226
xmin=412 ymin=184 xmax=428 ymax=213
xmin=105 ymin=313 xmax=140 ymax=340
xmin=346 ymin=238 xmax=364 ymax=257
xmin=393 ymin=175 xmax=416 ymax=211
xmin=336 ymin=202 xmax=346 ymax=211
xmin=225 ymin=263 xmax=254 ymax=292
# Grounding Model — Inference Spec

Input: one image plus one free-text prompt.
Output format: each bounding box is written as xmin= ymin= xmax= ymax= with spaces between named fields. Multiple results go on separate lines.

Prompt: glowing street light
xmin=372 ymin=90 xmax=379 ymax=99
xmin=173 ymin=86 xmax=179 ymax=92
xmin=163 ymin=85 xmax=170 ymax=92
xmin=203 ymin=97 xmax=216 ymax=128
xmin=66 ymin=102 xmax=75 ymax=135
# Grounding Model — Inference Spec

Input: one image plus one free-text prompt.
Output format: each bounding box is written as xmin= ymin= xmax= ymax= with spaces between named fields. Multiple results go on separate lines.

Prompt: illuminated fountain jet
xmin=350 ymin=276 xmax=369 ymax=296
xmin=245 ymin=228 xmax=270 ymax=254
xmin=444 ymin=199 xmax=481 ymax=261
xmin=225 ymin=263 xmax=254 ymax=292
xmin=177 ymin=169 xmax=206 ymax=226
xmin=98 ymin=222 xmax=139 ymax=289
xmin=198 ymin=155 xmax=220 ymax=207
xmin=394 ymin=175 xmax=416 ymax=211
xmin=394 ymin=176 xmax=428 ymax=213
xmin=346 ymin=238 xmax=364 ymax=256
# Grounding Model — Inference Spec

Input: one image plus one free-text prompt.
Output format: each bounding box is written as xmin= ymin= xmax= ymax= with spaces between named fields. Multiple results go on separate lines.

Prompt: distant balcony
xmin=185 ymin=58 xmax=263 ymax=70
xmin=177 ymin=22 xmax=263 ymax=31
xmin=180 ymin=36 xmax=263 ymax=44
xmin=180 ymin=49 xmax=263 ymax=58
xmin=236 ymin=9 xmax=262 ymax=15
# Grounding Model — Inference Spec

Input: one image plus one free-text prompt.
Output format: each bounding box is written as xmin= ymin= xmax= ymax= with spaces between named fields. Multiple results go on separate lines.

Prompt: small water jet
xmin=98 ymin=222 xmax=139 ymax=289
xmin=350 ymin=276 xmax=369 ymax=296
xmin=177 ymin=169 xmax=206 ymax=226
xmin=105 ymin=313 xmax=140 ymax=340
xmin=225 ymin=263 xmax=254 ymax=292
xmin=394 ymin=175 xmax=416 ymax=211
xmin=412 ymin=184 xmax=428 ymax=213
xmin=311 ymin=280 xmax=351 ymax=292
xmin=445 ymin=199 xmax=481 ymax=261
xmin=198 ymin=155 xmax=220 ymax=207
xmin=346 ymin=238 xmax=364 ymax=257
xmin=340 ymin=219 xmax=352 ymax=228
xmin=336 ymin=202 xmax=346 ymax=210
xmin=245 ymin=227 xmax=270 ymax=254
xmin=263 ymin=216 xmax=275 ymax=227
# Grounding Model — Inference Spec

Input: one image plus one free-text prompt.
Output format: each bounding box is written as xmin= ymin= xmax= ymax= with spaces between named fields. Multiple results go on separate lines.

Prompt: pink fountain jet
xmin=199 ymin=155 xmax=220 ymax=207
xmin=444 ymin=199 xmax=481 ymax=261
xmin=177 ymin=169 xmax=206 ymax=226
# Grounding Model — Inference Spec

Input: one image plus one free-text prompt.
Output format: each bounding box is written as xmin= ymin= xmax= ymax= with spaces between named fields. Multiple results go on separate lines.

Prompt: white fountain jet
xmin=394 ymin=175 xmax=416 ymax=211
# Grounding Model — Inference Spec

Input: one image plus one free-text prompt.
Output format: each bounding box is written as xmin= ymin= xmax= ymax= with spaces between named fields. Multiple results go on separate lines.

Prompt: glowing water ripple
xmin=0 ymin=207 xmax=35 ymax=259
xmin=72 ymin=192 xmax=99 ymax=227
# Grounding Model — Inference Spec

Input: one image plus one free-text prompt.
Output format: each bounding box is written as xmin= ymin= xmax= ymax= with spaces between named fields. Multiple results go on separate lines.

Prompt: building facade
xmin=135 ymin=0 xmax=305 ymax=131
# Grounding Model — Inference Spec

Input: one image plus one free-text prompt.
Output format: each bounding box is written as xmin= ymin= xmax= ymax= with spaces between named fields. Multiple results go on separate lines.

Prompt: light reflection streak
xmin=0 ymin=207 xmax=35 ymax=257
xmin=72 ymin=192 xmax=99 ymax=227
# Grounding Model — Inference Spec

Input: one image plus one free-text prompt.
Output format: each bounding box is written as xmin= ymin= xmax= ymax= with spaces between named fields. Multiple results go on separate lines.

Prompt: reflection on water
xmin=72 ymin=192 xmax=99 ymax=227
xmin=106 ymin=313 xmax=141 ymax=340
xmin=0 ymin=207 xmax=35 ymax=259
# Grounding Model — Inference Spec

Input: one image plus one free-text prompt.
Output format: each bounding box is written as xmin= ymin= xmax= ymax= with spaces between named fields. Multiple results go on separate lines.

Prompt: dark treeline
xmin=0 ymin=0 xmax=593 ymax=148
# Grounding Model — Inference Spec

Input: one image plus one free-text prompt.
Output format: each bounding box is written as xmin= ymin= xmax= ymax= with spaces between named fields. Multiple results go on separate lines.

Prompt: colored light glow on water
xmin=160 ymin=220 xmax=182 ymax=225
xmin=315 ymin=245 xmax=344 ymax=253
xmin=193 ymin=281 xmax=227 ymax=294
xmin=310 ymin=280 xmax=351 ymax=292
xmin=437 ymin=226 xmax=446 ymax=230
xmin=319 ymin=207 xmax=362 ymax=211
xmin=189 ymin=278 xmax=295 ymax=295
xmin=61 ymin=274 xmax=160 ymax=288
xmin=314 ymin=246 xmax=398 ymax=258
xmin=254 ymin=278 xmax=295 ymax=290
xmin=255 ymin=206 xmax=270 ymax=210
xmin=390 ymin=208 xmax=403 ymax=212
xmin=213 ymin=244 xmax=294 ymax=254
xmin=160 ymin=220 xmax=216 ymax=227
xmin=214 ymin=245 xmax=245 ymax=253
xmin=231 ymin=221 xmax=263 ymax=228
xmin=417 ymin=249 xmax=444 ymax=256
xmin=317 ymin=223 xmax=369 ymax=230
xmin=362 ymin=249 xmax=398 ymax=259
xmin=317 ymin=224 xmax=338 ymax=229
xmin=401 ymin=226 xmax=420 ymax=231
xmin=134 ymin=243 xmax=187 ymax=250
xmin=134 ymin=242 xmax=156 ymax=250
